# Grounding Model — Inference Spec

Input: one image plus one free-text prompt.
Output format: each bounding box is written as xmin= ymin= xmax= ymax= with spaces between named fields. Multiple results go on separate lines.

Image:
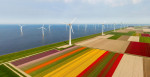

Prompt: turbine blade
xmin=71 ymin=25 xmax=74 ymax=34
xmin=70 ymin=17 xmax=77 ymax=24
xmin=38 ymin=27 xmax=42 ymax=29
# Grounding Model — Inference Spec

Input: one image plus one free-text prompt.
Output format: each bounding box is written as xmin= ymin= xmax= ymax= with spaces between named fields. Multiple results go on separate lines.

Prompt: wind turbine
xmin=120 ymin=22 xmax=123 ymax=30
xmin=85 ymin=24 xmax=87 ymax=32
xmin=19 ymin=24 xmax=23 ymax=36
xmin=78 ymin=24 xmax=79 ymax=30
xmin=101 ymin=24 xmax=105 ymax=35
xmin=65 ymin=18 xmax=77 ymax=46
xmin=38 ymin=24 xmax=46 ymax=39
xmin=49 ymin=24 xmax=51 ymax=32
xmin=95 ymin=24 xmax=96 ymax=31
xmin=66 ymin=24 xmax=68 ymax=31
xmin=101 ymin=21 xmax=105 ymax=35
xmin=114 ymin=23 xmax=116 ymax=32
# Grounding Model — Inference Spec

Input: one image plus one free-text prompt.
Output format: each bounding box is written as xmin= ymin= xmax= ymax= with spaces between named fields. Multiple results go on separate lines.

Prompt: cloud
xmin=83 ymin=0 xmax=142 ymax=7
xmin=36 ymin=0 xmax=142 ymax=6
xmin=64 ymin=0 xmax=73 ymax=3
xmin=36 ymin=0 xmax=73 ymax=3
xmin=132 ymin=0 xmax=142 ymax=4
xmin=104 ymin=0 xmax=128 ymax=7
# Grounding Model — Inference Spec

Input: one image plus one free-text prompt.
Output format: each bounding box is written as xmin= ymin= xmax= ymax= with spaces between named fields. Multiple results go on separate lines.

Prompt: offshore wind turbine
xmin=38 ymin=24 xmax=46 ymax=39
xmin=49 ymin=24 xmax=51 ymax=32
xmin=19 ymin=24 xmax=24 ymax=36
xmin=66 ymin=24 xmax=68 ymax=31
xmin=120 ymin=22 xmax=123 ymax=30
xmin=85 ymin=24 xmax=87 ymax=32
xmin=114 ymin=23 xmax=116 ymax=32
xmin=101 ymin=21 xmax=105 ymax=35
xmin=95 ymin=24 xmax=96 ymax=31
xmin=102 ymin=24 xmax=104 ymax=35
xmin=78 ymin=24 xmax=79 ymax=30
xmin=64 ymin=18 xmax=77 ymax=46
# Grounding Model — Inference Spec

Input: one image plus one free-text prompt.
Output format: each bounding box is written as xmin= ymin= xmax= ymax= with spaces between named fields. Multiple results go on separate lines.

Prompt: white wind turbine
xmin=95 ymin=24 xmax=96 ymax=31
xmin=113 ymin=23 xmax=116 ymax=32
xmin=85 ymin=24 xmax=87 ymax=32
xmin=66 ymin=24 xmax=68 ymax=31
xmin=38 ymin=24 xmax=46 ymax=39
xmin=101 ymin=22 xmax=105 ymax=35
xmin=64 ymin=18 xmax=77 ymax=46
xmin=120 ymin=22 xmax=123 ymax=30
xmin=49 ymin=24 xmax=51 ymax=32
xmin=19 ymin=24 xmax=24 ymax=36
xmin=78 ymin=24 xmax=79 ymax=30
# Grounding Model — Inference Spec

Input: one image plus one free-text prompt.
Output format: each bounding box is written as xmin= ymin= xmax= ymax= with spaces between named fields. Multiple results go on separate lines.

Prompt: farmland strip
xmin=44 ymin=49 xmax=97 ymax=77
xmin=31 ymin=48 xmax=90 ymax=77
xmin=25 ymin=47 xmax=86 ymax=74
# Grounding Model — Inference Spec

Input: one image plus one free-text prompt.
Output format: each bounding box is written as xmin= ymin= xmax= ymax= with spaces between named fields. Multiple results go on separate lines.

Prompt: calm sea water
xmin=0 ymin=24 xmax=128 ymax=55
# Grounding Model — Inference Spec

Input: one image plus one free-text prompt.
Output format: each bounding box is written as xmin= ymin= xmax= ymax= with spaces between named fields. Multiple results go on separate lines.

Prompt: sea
xmin=0 ymin=24 xmax=133 ymax=55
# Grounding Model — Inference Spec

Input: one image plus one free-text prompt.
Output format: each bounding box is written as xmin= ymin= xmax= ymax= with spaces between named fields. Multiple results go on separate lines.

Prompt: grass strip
xmin=6 ymin=64 xmax=26 ymax=77
xmin=108 ymin=35 xmax=122 ymax=39
xmin=31 ymin=48 xmax=91 ymax=77
xmin=0 ymin=64 xmax=19 ymax=77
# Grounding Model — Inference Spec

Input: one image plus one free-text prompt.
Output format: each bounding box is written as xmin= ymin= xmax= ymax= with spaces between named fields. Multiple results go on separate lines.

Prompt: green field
xmin=0 ymin=64 xmax=19 ymax=77
xmin=6 ymin=64 xmax=27 ymax=77
xmin=108 ymin=35 xmax=122 ymax=40
xmin=108 ymin=31 xmax=136 ymax=39
xmin=144 ymin=32 xmax=150 ymax=34
xmin=139 ymin=36 xmax=150 ymax=43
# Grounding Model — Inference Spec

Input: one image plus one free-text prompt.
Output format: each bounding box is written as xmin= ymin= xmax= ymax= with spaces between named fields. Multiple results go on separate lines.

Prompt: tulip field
xmin=141 ymin=33 xmax=150 ymax=37
xmin=10 ymin=46 xmax=126 ymax=77
xmin=125 ymin=42 xmax=150 ymax=57
xmin=9 ymin=43 xmax=149 ymax=77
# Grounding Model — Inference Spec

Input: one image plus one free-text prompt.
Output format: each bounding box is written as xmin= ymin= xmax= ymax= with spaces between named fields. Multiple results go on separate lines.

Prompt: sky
xmin=0 ymin=0 xmax=150 ymax=24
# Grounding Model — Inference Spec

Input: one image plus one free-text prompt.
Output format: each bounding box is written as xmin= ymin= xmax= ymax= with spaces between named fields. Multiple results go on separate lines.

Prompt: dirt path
xmin=117 ymin=35 xmax=130 ymax=41
xmin=76 ymin=38 xmax=130 ymax=53
xmin=128 ymin=36 xmax=139 ymax=42
xmin=116 ymin=29 xmax=133 ymax=33
xmin=75 ymin=35 xmax=113 ymax=46
xmin=143 ymin=29 xmax=150 ymax=32
xmin=112 ymin=54 xmax=143 ymax=77
xmin=143 ymin=57 xmax=150 ymax=77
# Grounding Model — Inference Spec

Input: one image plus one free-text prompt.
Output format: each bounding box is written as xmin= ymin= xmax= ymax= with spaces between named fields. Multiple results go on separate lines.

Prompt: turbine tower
xmin=78 ymin=24 xmax=79 ymax=30
xmin=19 ymin=24 xmax=23 ymax=36
xmin=102 ymin=24 xmax=104 ymax=35
xmin=114 ymin=23 xmax=116 ymax=32
xmin=65 ymin=18 xmax=77 ymax=46
xmin=66 ymin=24 xmax=68 ymax=31
xmin=95 ymin=24 xmax=96 ymax=31
xmin=49 ymin=24 xmax=51 ymax=32
xmin=38 ymin=24 xmax=46 ymax=39
xmin=120 ymin=22 xmax=123 ymax=30
xmin=85 ymin=24 xmax=87 ymax=32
